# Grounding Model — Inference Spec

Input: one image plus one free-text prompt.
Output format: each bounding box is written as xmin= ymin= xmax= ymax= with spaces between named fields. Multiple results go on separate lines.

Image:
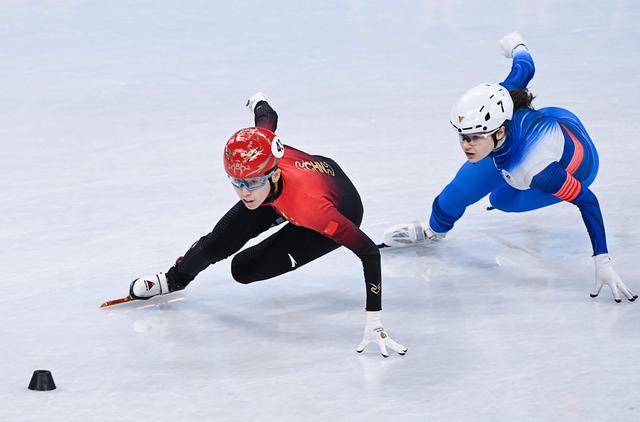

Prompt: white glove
xmin=356 ymin=311 xmax=407 ymax=357
xmin=383 ymin=221 xmax=445 ymax=247
xmin=129 ymin=272 xmax=170 ymax=300
xmin=590 ymin=254 xmax=637 ymax=303
xmin=246 ymin=92 xmax=268 ymax=113
xmin=499 ymin=32 xmax=527 ymax=58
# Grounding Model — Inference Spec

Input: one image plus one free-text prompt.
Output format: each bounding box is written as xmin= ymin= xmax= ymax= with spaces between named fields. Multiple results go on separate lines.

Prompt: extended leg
xmin=429 ymin=157 xmax=504 ymax=232
xmin=167 ymin=201 xmax=282 ymax=290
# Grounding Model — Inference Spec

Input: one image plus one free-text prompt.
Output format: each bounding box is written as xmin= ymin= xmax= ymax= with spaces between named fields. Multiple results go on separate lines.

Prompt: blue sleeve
xmin=429 ymin=158 xmax=503 ymax=233
xmin=530 ymin=163 xmax=608 ymax=255
xmin=501 ymin=50 xmax=535 ymax=91
xmin=429 ymin=191 xmax=465 ymax=233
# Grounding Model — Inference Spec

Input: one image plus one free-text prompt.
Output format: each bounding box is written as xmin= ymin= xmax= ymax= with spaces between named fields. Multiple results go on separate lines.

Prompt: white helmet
xmin=450 ymin=83 xmax=513 ymax=134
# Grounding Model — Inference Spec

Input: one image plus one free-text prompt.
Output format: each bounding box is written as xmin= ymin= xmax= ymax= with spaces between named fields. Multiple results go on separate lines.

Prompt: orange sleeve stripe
xmin=561 ymin=124 xmax=584 ymax=175
xmin=555 ymin=173 xmax=581 ymax=202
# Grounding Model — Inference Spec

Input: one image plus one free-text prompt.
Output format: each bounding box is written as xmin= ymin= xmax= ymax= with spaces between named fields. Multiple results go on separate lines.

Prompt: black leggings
xmin=166 ymin=196 xmax=364 ymax=290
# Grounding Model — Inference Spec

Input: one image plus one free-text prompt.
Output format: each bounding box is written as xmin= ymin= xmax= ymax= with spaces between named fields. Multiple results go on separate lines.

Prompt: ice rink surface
xmin=1 ymin=1 xmax=639 ymax=421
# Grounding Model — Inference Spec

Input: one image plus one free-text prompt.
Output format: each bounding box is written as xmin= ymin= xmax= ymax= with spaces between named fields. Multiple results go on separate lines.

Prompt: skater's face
xmin=233 ymin=169 xmax=281 ymax=209
xmin=459 ymin=126 xmax=506 ymax=163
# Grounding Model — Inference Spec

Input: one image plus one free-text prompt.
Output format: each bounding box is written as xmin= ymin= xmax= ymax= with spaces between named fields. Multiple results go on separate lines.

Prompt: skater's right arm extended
xmin=499 ymin=32 xmax=535 ymax=91
xmin=247 ymin=92 xmax=278 ymax=132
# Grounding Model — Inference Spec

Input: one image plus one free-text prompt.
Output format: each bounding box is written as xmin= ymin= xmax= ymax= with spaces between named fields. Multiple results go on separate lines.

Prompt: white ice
xmin=1 ymin=1 xmax=640 ymax=421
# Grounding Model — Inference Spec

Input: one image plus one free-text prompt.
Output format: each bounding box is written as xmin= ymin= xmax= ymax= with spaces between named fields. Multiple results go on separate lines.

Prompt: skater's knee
xmin=489 ymin=187 xmax=559 ymax=213
xmin=231 ymin=255 xmax=257 ymax=284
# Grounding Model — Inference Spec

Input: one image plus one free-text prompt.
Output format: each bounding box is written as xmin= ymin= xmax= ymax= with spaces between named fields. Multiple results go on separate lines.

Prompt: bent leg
xmin=231 ymin=224 xmax=341 ymax=283
xmin=232 ymin=193 xmax=365 ymax=283
xmin=542 ymin=107 xmax=600 ymax=187
xmin=489 ymin=184 xmax=561 ymax=212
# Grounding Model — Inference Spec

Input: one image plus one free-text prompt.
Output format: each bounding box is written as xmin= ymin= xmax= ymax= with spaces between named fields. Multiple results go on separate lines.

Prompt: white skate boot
xmin=383 ymin=221 xmax=445 ymax=248
xmin=129 ymin=273 xmax=170 ymax=300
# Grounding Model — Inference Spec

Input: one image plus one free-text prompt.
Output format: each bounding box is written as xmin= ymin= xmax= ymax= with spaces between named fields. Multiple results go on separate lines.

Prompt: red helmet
xmin=223 ymin=127 xmax=284 ymax=178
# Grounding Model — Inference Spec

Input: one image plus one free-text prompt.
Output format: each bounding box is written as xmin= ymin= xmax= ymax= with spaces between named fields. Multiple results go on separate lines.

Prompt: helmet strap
xmin=491 ymin=133 xmax=499 ymax=149
xmin=264 ymin=172 xmax=283 ymax=203
xmin=491 ymin=126 xmax=506 ymax=150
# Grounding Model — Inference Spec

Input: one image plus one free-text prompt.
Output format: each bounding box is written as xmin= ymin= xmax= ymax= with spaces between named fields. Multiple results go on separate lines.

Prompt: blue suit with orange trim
xmin=428 ymin=49 xmax=607 ymax=255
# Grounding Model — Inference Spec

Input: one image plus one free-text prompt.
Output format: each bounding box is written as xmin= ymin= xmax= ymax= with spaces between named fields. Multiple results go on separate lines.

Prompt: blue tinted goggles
xmin=228 ymin=168 xmax=277 ymax=191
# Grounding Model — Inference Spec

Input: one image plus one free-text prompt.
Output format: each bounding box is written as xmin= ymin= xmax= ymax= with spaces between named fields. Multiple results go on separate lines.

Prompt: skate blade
xmin=100 ymin=296 xmax=134 ymax=308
